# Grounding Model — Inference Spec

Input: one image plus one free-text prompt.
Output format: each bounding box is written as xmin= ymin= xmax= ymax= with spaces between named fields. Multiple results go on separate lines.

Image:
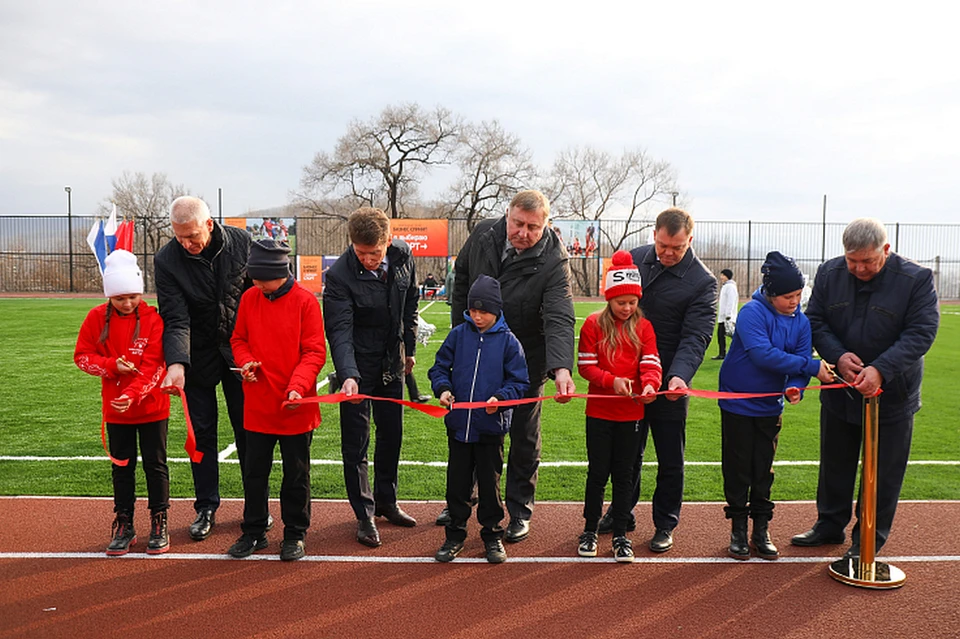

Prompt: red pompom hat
xmin=604 ymin=250 xmax=643 ymax=301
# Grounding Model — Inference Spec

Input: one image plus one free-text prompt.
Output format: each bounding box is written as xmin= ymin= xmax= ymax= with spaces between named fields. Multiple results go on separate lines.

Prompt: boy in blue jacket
xmin=429 ymin=274 xmax=529 ymax=564
xmin=718 ymin=251 xmax=834 ymax=560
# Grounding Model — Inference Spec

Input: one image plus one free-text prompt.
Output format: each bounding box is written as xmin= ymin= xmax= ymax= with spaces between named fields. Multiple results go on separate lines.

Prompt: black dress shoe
xmin=356 ymin=518 xmax=381 ymax=547
xmin=597 ymin=511 xmax=637 ymax=535
xmin=790 ymin=528 xmax=845 ymax=547
xmin=649 ymin=528 xmax=673 ymax=553
xmin=227 ymin=533 xmax=267 ymax=558
xmin=375 ymin=504 xmax=417 ymax=527
xmin=842 ymin=544 xmax=860 ymax=559
xmin=280 ymin=539 xmax=306 ymax=561
xmin=435 ymin=507 xmax=451 ymax=527
xmin=505 ymin=518 xmax=530 ymax=543
xmin=414 ymin=394 xmax=432 ymax=403
xmin=189 ymin=508 xmax=216 ymax=541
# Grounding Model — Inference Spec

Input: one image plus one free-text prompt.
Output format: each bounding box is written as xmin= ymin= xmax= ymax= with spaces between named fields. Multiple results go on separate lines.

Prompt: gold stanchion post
xmin=828 ymin=394 xmax=906 ymax=589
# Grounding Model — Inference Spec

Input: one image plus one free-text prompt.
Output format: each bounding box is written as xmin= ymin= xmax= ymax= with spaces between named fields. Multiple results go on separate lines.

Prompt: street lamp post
xmin=671 ymin=191 xmax=678 ymax=207
xmin=65 ymin=186 xmax=74 ymax=292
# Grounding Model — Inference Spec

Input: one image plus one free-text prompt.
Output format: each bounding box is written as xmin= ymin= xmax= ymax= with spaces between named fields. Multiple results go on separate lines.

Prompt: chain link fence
xmin=2 ymin=215 xmax=957 ymax=299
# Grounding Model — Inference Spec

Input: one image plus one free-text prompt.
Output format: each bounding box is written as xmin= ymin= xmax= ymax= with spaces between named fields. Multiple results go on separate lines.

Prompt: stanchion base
xmin=828 ymin=557 xmax=906 ymax=589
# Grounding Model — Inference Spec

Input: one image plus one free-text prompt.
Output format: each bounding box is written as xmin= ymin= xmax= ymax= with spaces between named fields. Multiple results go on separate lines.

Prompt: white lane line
xmin=2 ymin=456 xmax=958 ymax=467
xmin=217 ymin=443 xmax=237 ymax=462
xmin=1 ymin=552 xmax=958 ymax=564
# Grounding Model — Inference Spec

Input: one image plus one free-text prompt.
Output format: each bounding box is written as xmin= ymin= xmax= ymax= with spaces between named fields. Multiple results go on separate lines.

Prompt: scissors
xmin=117 ymin=356 xmax=143 ymax=376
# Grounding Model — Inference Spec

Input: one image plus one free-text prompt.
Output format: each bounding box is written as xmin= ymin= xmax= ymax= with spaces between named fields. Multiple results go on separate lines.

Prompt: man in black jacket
xmin=791 ymin=218 xmax=939 ymax=557
xmin=600 ymin=208 xmax=716 ymax=553
xmin=155 ymin=196 xmax=253 ymax=541
xmin=444 ymin=189 xmax=576 ymax=543
xmin=323 ymin=207 xmax=421 ymax=547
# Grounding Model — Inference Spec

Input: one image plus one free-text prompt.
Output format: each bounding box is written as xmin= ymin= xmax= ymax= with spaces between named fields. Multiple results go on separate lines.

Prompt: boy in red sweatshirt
xmin=228 ymin=239 xmax=326 ymax=561
xmin=75 ymin=249 xmax=171 ymax=556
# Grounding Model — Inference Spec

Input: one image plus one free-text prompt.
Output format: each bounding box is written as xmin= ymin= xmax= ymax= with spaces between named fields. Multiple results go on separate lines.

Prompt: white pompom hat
xmin=102 ymin=250 xmax=144 ymax=298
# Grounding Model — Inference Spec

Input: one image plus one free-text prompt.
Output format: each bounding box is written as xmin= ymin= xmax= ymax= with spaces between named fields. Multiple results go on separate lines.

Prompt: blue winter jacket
xmin=718 ymin=288 xmax=821 ymax=417
xmin=428 ymin=312 xmax=530 ymax=443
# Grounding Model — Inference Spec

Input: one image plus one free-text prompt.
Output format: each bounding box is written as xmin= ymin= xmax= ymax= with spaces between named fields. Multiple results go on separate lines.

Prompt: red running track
xmin=1 ymin=497 xmax=958 ymax=639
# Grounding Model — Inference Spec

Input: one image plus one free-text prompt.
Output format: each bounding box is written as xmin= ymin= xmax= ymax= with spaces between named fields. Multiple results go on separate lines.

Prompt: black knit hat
xmin=248 ymin=239 xmax=291 ymax=280
xmin=468 ymin=274 xmax=502 ymax=317
xmin=761 ymin=251 xmax=804 ymax=297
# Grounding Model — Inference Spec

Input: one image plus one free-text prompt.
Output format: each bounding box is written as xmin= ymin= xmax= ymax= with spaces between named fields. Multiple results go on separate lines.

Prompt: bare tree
xmin=97 ymin=172 xmax=191 ymax=289
xmin=444 ymin=120 xmax=536 ymax=230
xmin=297 ymin=103 xmax=461 ymax=218
xmin=549 ymin=146 xmax=678 ymax=294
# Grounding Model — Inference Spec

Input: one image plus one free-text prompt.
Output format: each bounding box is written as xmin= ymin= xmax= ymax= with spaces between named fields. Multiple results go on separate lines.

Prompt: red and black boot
xmin=106 ymin=512 xmax=136 ymax=556
xmin=146 ymin=510 xmax=169 ymax=555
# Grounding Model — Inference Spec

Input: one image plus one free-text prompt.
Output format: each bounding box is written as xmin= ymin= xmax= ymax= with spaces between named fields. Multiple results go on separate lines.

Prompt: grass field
xmin=0 ymin=298 xmax=957 ymax=503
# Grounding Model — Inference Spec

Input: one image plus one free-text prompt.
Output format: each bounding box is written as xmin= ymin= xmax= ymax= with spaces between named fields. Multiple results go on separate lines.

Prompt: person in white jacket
xmin=713 ymin=269 xmax=739 ymax=360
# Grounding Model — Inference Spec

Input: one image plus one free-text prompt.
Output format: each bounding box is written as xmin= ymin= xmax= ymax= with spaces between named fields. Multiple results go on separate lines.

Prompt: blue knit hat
xmin=761 ymin=251 xmax=804 ymax=297
xmin=468 ymin=274 xmax=502 ymax=317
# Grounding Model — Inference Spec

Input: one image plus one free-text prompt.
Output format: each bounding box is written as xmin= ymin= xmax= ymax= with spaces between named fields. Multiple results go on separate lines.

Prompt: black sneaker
xmin=435 ymin=539 xmax=464 ymax=563
xmin=613 ymin=536 xmax=635 ymax=563
xmin=228 ymin=533 xmax=268 ymax=558
xmin=485 ymin=539 xmax=507 ymax=564
xmin=435 ymin=507 xmax=451 ymax=526
xmin=578 ymin=531 xmax=599 ymax=557
xmin=146 ymin=511 xmax=169 ymax=555
xmin=106 ymin=513 xmax=136 ymax=556
xmin=280 ymin=539 xmax=305 ymax=562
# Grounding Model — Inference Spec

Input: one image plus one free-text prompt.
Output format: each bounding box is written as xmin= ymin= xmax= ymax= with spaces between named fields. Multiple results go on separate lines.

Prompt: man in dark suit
xmin=323 ymin=207 xmax=421 ymax=547
xmin=598 ymin=208 xmax=716 ymax=553
xmin=791 ymin=217 xmax=939 ymax=557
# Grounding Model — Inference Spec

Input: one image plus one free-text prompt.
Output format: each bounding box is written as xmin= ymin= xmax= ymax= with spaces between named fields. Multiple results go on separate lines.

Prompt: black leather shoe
xmin=790 ymin=527 xmax=845 ymax=547
xmin=280 ymin=539 xmax=306 ymax=561
xmin=189 ymin=508 xmax=215 ymax=541
xmin=435 ymin=539 xmax=464 ymax=562
xmin=227 ymin=533 xmax=268 ymax=558
xmin=505 ymin=518 xmax=530 ymax=543
xmin=435 ymin=507 xmax=451 ymax=527
xmin=751 ymin=523 xmax=779 ymax=560
xmin=729 ymin=518 xmax=749 ymax=560
xmin=842 ymin=544 xmax=861 ymax=559
xmin=414 ymin=394 xmax=432 ymax=403
xmin=375 ymin=504 xmax=417 ymax=527
xmin=649 ymin=528 xmax=673 ymax=553
xmin=357 ymin=518 xmax=381 ymax=547
xmin=597 ymin=511 xmax=637 ymax=535
xmin=485 ymin=538 xmax=507 ymax=564
xmin=711 ymin=355 xmax=725 ymax=360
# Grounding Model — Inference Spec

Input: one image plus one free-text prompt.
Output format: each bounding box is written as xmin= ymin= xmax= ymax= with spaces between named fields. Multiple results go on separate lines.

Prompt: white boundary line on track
xmin=1 ymin=551 xmax=958 ymax=564
xmin=2 ymin=455 xmax=958 ymax=467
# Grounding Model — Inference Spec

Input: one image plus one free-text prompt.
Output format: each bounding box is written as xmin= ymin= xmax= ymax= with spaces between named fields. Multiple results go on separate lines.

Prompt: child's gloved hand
xmin=485 ymin=397 xmax=499 ymax=414
xmin=439 ymin=390 xmax=454 ymax=408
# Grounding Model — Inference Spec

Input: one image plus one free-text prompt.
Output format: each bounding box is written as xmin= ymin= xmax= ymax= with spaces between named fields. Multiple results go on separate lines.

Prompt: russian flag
xmin=104 ymin=204 xmax=119 ymax=253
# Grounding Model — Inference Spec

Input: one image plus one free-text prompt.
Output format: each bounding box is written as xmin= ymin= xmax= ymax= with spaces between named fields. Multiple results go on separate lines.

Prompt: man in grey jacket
xmin=599 ymin=208 xmax=716 ymax=553
xmin=791 ymin=218 xmax=939 ymax=557
xmin=440 ymin=190 xmax=576 ymax=543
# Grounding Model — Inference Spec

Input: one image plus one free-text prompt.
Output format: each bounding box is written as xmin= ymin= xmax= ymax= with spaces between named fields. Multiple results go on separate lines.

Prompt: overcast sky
xmin=1 ymin=1 xmax=957 ymax=225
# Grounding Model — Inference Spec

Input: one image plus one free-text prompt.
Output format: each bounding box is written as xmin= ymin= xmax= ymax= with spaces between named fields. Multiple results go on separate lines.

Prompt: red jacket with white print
xmin=578 ymin=311 xmax=662 ymax=421
xmin=74 ymin=300 xmax=170 ymax=424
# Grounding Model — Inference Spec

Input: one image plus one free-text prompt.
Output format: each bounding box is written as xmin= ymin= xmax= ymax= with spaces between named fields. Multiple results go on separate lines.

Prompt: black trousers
xmin=584 ymin=416 xmax=640 ymax=536
xmin=444 ymin=432 xmax=505 ymax=543
xmin=107 ymin=419 xmax=170 ymax=516
xmin=720 ymin=409 xmax=781 ymax=520
xmin=814 ymin=405 xmax=914 ymax=549
xmin=716 ymin=323 xmax=728 ymax=357
xmin=340 ymin=376 xmax=404 ymax=520
xmin=505 ymin=381 xmax=544 ymax=521
xmin=627 ymin=416 xmax=686 ymax=531
xmin=184 ymin=360 xmax=246 ymax=512
xmin=241 ymin=429 xmax=313 ymax=541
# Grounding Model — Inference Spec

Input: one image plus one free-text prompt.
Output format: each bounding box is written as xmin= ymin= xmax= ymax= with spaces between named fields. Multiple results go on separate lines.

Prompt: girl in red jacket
xmin=74 ymin=250 xmax=171 ymax=556
xmin=228 ymin=239 xmax=326 ymax=561
xmin=577 ymin=251 xmax=662 ymax=562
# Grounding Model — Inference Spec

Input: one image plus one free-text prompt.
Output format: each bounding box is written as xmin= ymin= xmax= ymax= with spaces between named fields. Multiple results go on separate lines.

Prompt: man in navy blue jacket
xmin=792 ymin=218 xmax=939 ymax=557
xmin=604 ymin=208 xmax=716 ymax=553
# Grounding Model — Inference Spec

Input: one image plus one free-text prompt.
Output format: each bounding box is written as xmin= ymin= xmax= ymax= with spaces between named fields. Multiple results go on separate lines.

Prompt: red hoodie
xmin=577 ymin=311 xmax=662 ymax=421
xmin=231 ymin=282 xmax=326 ymax=435
xmin=74 ymin=300 xmax=170 ymax=424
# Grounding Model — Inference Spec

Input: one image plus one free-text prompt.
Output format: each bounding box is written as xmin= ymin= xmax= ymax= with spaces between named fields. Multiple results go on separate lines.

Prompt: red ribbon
xmin=282 ymin=383 xmax=855 ymax=415
xmin=99 ymin=387 xmax=203 ymax=465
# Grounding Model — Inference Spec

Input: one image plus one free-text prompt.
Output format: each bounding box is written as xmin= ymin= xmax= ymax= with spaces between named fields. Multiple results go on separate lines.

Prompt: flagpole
xmin=64 ymin=186 xmax=74 ymax=293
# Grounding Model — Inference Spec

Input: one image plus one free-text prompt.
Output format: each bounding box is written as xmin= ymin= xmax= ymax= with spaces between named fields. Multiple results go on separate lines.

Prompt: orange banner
xmin=224 ymin=217 xmax=247 ymax=230
xmin=390 ymin=219 xmax=449 ymax=257
xmin=297 ymin=255 xmax=324 ymax=294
